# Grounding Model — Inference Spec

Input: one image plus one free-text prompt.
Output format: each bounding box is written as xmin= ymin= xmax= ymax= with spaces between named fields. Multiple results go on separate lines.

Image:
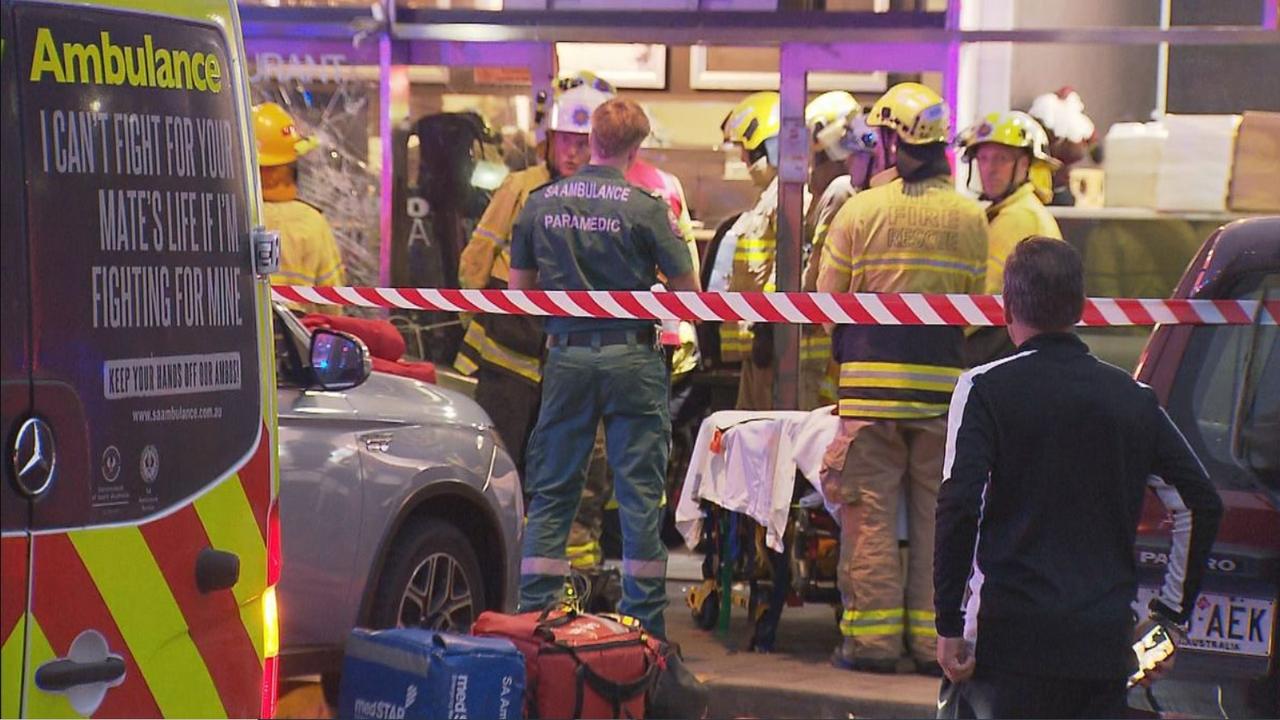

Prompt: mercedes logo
xmin=11 ymin=417 xmax=56 ymax=497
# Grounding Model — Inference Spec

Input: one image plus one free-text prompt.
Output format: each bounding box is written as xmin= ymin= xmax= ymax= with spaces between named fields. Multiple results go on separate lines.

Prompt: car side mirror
xmin=309 ymin=329 xmax=372 ymax=391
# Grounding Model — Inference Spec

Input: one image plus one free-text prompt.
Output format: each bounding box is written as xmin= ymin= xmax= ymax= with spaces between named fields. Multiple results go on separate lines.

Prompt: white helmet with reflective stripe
xmin=806 ymin=91 xmax=861 ymax=159
xmin=815 ymin=109 xmax=879 ymax=162
xmin=549 ymin=72 xmax=616 ymax=135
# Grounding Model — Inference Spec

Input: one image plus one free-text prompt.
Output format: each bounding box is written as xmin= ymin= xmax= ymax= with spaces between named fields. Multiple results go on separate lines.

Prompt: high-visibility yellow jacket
xmin=984 ymin=181 xmax=1062 ymax=294
xmin=818 ymin=175 xmax=988 ymax=419
xmin=801 ymin=175 xmax=857 ymax=407
xmin=804 ymin=176 xmax=855 ymax=293
xmin=455 ymin=166 xmax=551 ymax=385
xmin=455 ymin=163 xmax=700 ymax=384
xmin=719 ymin=178 xmax=796 ymax=362
xmin=459 ymin=165 xmax=552 ymax=290
xmin=265 ymin=198 xmax=345 ymax=315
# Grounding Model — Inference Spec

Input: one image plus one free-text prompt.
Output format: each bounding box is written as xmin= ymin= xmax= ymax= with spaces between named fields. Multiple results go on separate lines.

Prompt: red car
xmin=1132 ymin=217 xmax=1279 ymax=717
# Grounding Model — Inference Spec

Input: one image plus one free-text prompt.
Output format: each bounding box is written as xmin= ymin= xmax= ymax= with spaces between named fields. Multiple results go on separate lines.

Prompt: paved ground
xmin=665 ymin=551 xmax=938 ymax=719
xmin=278 ymin=550 xmax=939 ymax=719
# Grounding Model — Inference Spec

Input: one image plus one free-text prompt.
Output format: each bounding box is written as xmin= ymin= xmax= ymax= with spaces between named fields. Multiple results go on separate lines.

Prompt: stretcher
xmin=674 ymin=409 xmax=843 ymax=652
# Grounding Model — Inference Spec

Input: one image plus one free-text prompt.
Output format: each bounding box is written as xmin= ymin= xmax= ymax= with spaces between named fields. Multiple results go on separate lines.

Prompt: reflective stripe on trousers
xmin=519 ymin=341 xmax=671 ymax=638
xmin=840 ymin=607 xmax=905 ymax=637
xmin=907 ymin=609 xmax=936 ymax=637
xmin=521 ymin=557 xmax=571 ymax=576
xmin=828 ymin=416 xmax=945 ymax=662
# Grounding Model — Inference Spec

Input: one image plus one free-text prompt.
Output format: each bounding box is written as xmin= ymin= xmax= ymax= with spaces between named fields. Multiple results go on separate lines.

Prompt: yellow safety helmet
xmin=555 ymin=70 xmax=615 ymax=97
xmin=957 ymin=111 xmax=1060 ymax=168
xmin=958 ymin=111 xmax=1061 ymax=201
xmin=806 ymin=91 xmax=863 ymax=159
xmin=722 ymin=91 xmax=780 ymax=152
xmin=867 ymin=82 xmax=950 ymax=145
xmin=252 ymin=102 xmax=317 ymax=167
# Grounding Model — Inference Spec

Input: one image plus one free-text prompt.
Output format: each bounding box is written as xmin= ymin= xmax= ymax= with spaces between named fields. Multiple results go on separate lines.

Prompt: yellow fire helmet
xmin=252 ymin=101 xmax=318 ymax=167
xmin=958 ymin=111 xmax=1061 ymax=201
xmin=806 ymin=91 xmax=862 ymax=160
xmin=548 ymin=71 xmax=616 ymax=135
xmin=867 ymin=82 xmax=950 ymax=145
xmin=722 ymin=90 xmax=781 ymax=151
xmin=957 ymin=111 xmax=1060 ymax=167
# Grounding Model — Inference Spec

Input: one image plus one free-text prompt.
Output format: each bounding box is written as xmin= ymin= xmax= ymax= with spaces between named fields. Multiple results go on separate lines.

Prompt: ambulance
xmin=1 ymin=1 xmax=300 ymax=716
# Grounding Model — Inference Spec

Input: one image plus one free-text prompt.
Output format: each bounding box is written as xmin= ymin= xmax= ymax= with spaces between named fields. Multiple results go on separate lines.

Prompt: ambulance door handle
xmin=195 ymin=547 xmax=240 ymax=593
xmin=35 ymin=626 xmax=126 ymax=715
xmin=35 ymin=656 xmax=126 ymax=691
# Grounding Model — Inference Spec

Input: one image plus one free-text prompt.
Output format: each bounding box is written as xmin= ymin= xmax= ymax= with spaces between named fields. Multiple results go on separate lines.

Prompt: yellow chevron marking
xmin=71 ymin=527 xmax=226 ymax=718
xmin=2 ymin=614 xmax=27 ymax=718
xmin=24 ymin=615 xmax=78 ymax=719
xmin=195 ymin=475 xmax=268 ymax=660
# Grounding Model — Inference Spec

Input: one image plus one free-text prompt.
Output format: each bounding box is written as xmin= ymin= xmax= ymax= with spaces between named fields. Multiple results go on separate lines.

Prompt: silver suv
xmin=271 ymin=306 xmax=522 ymax=695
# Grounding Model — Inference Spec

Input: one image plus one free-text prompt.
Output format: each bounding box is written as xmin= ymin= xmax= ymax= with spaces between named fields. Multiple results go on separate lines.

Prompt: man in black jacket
xmin=933 ymin=237 xmax=1222 ymax=718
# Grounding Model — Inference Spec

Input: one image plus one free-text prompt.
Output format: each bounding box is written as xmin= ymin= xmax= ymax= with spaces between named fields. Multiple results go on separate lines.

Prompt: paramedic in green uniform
xmin=509 ymin=98 xmax=701 ymax=637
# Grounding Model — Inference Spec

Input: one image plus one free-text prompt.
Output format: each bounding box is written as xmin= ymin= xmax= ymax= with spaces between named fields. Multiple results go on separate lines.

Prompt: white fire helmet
xmin=549 ymin=83 xmax=615 ymax=135
xmin=815 ymin=110 xmax=879 ymax=162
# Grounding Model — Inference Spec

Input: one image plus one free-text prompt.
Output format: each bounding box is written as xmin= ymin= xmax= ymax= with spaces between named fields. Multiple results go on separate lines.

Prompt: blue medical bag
xmin=338 ymin=627 xmax=525 ymax=720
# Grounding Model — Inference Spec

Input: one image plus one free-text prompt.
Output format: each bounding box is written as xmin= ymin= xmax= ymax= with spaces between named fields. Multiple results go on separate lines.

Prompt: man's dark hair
xmin=1003 ymin=237 xmax=1085 ymax=330
xmin=896 ymin=141 xmax=950 ymax=182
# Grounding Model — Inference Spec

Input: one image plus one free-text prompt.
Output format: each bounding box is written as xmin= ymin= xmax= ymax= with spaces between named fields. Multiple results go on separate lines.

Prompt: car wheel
xmin=370 ymin=519 xmax=487 ymax=633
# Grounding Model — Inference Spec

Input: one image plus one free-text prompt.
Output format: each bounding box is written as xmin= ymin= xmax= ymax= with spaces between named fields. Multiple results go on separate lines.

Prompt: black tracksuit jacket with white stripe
xmin=934 ymin=332 xmax=1223 ymax=680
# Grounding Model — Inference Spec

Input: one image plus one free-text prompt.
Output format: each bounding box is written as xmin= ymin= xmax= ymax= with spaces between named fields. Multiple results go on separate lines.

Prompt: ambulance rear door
xmin=9 ymin=0 xmax=279 ymax=716
xmin=1 ymin=2 xmax=34 ymax=716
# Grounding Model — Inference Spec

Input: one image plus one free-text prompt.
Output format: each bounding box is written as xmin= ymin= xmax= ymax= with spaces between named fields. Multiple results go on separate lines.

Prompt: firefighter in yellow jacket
xmin=800 ymin=91 xmax=884 ymax=409
xmin=817 ymin=83 xmax=988 ymax=675
xmin=957 ymin=110 xmax=1063 ymax=365
xmin=716 ymin=91 xmax=815 ymax=410
xmin=455 ymin=74 xmax=614 ymax=474
xmin=255 ymin=102 xmax=345 ymax=315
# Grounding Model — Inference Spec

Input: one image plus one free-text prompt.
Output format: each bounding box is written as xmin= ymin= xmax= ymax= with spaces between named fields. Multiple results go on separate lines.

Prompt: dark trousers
xmin=519 ymin=339 xmax=672 ymax=637
xmin=938 ymin=668 xmax=1128 ymax=720
xmin=474 ymin=368 xmax=540 ymax=476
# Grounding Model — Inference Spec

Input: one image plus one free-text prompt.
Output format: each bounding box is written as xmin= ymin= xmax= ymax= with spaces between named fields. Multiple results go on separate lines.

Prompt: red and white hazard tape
xmin=272 ymin=286 xmax=1279 ymax=327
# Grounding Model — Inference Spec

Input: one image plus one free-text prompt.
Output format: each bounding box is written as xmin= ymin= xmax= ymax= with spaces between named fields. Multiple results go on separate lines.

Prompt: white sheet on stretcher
xmin=675 ymin=407 xmax=840 ymax=553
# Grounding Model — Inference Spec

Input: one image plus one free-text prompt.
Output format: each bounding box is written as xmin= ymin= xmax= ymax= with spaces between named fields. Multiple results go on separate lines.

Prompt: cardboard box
xmin=1229 ymin=111 xmax=1280 ymax=213
xmin=1155 ymin=114 xmax=1240 ymax=212
xmin=338 ymin=628 xmax=525 ymax=720
xmin=1105 ymin=122 xmax=1166 ymax=208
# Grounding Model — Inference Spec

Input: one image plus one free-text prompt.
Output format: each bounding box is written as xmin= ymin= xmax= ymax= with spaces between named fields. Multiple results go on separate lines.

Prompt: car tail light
xmin=261 ymin=498 xmax=282 ymax=719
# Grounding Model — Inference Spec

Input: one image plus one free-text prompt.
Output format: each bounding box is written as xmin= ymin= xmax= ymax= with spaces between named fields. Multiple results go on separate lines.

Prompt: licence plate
xmin=1136 ymin=588 xmax=1275 ymax=657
